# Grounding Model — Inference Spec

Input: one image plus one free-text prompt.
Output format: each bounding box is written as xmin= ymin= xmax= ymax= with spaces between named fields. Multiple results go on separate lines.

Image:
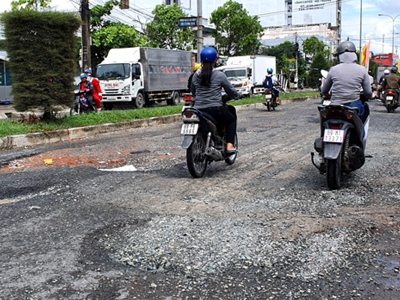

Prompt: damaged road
xmin=0 ymin=99 xmax=399 ymax=299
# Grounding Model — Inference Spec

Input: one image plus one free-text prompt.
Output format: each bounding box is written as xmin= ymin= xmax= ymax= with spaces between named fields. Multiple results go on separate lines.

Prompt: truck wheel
xmin=169 ymin=91 xmax=181 ymax=106
xmin=134 ymin=93 xmax=145 ymax=108
xmin=103 ymin=103 xmax=113 ymax=111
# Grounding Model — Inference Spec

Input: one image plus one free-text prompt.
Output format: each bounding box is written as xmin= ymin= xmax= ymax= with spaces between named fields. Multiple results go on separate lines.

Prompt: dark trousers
xmin=200 ymin=106 xmax=237 ymax=144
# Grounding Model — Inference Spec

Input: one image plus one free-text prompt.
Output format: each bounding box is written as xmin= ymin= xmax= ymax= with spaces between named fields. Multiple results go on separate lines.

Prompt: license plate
xmin=265 ymin=94 xmax=272 ymax=99
xmin=386 ymin=96 xmax=393 ymax=100
xmin=323 ymin=129 xmax=345 ymax=143
xmin=181 ymin=123 xmax=199 ymax=135
xmin=104 ymin=96 xmax=117 ymax=101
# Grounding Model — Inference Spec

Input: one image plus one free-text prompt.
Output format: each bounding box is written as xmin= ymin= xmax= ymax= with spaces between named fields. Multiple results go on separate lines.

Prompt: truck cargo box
xmin=139 ymin=48 xmax=192 ymax=92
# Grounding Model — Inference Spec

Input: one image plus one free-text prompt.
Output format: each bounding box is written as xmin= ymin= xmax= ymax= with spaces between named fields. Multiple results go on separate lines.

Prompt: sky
xmin=1 ymin=0 xmax=399 ymax=56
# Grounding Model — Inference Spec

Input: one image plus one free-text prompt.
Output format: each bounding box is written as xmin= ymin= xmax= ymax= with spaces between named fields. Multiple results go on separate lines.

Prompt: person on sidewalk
xmin=84 ymin=68 xmax=103 ymax=111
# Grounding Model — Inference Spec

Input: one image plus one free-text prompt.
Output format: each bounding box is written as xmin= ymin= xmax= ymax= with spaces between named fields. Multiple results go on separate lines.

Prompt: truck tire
xmin=169 ymin=91 xmax=181 ymax=106
xmin=134 ymin=92 xmax=145 ymax=109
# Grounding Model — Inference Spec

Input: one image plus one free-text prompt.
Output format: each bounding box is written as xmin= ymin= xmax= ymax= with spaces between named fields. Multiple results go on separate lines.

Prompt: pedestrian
xmin=84 ymin=68 xmax=103 ymax=111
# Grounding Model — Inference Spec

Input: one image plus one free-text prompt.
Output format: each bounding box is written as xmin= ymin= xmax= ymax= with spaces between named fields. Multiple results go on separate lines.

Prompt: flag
xmin=361 ymin=41 xmax=371 ymax=70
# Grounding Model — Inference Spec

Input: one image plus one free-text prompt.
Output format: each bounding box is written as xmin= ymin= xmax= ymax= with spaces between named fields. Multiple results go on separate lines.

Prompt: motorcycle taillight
xmin=387 ymin=90 xmax=394 ymax=95
xmin=265 ymin=90 xmax=271 ymax=94
xmin=330 ymin=124 xmax=341 ymax=130
xmin=185 ymin=95 xmax=193 ymax=101
xmin=182 ymin=110 xmax=200 ymax=122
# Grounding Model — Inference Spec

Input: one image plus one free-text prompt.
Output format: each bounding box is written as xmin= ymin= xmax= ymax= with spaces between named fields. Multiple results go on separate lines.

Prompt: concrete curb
xmin=0 ymin=97 xmax=315 ymax=151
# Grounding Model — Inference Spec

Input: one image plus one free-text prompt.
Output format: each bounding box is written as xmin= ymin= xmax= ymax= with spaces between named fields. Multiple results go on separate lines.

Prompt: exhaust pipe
xmin=205 ymin=146 xmax=224 ymax=161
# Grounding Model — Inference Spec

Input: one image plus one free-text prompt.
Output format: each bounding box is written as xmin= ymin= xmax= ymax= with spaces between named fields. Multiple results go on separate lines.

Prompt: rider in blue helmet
xmin=263 ymin=68 xmax=280 ymax=105
xmin=78 ymin=73 xmax=94 ymax=108
xmin=191 ymin=47 xmax=243 ymax=154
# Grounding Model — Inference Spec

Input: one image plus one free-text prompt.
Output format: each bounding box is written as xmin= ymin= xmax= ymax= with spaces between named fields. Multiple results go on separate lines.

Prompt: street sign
xmin=178 ymin=17 xmax=197 ymax=27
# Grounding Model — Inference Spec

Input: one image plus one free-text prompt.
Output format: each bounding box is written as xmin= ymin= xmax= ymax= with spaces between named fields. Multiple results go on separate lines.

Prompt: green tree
xmin=261 ymin=41 xmax=307 ymax=85
xmin=11 ymin=0 xmax=51 ymax=11
xmin=307 ymin=52 xmax=330 ymax=88
xmin=302 ymin=36 xmax=329 ymax=58
xmin=145 ymin=4 xmax=194 ymax=50
xmin=89 ymin=1 xmax=148 ymax=67
xmin=1 ymin=10 xmax=81 ymax=117
xmin=210 ymin=0 xmax=263 ymax=56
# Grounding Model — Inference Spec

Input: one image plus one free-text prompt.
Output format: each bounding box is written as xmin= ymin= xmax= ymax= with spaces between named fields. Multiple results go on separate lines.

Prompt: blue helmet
xmin=200 ymin=47 xmax=218 ymax=63
xmin=79 ymin=73 xmax=87 ymax=79
xmin=391 ymin=67 xmax=398 ymax=73
xmin=267 ymin=68 xmax=273 ymax=74
xmin=84 ymin=68 xmax=92 ymax=74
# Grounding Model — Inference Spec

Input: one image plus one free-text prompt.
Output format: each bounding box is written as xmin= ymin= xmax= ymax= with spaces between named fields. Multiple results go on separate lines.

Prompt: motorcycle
xmin=311 ymin=96 xmax=370 ymax=190
xmin=264 ymin=88 xmax=278 ymax=111
xmin=70 ymin=89 xmax=97 ymax=115
xmin=181 ymin=95 xmax=238 ymax=178
xmin=383 ymin=89 xmax=399 ymax=113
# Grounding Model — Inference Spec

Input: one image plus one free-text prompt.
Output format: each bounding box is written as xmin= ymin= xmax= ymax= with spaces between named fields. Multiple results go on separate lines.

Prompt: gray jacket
xmin=322 ymin=52 xmax=372 ymax=104
xmin=191 ymin=69 xmax=241 ymax=109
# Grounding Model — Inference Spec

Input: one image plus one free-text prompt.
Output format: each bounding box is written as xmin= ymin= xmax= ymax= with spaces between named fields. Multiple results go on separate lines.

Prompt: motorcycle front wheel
xmin=70 ymin=104 xmax=80 ymax=116
xmin=326 ymin=150 xmax=342 ymax=190
xmin=187 ymin=133 xmax=207 ymax=178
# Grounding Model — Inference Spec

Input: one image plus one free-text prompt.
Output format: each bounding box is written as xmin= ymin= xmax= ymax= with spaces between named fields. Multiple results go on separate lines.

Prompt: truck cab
xmin=97 ymin=62 xmax=144 ymax=110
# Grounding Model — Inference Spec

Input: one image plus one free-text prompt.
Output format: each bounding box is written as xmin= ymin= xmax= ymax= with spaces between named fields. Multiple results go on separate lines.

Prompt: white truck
xmin=96 ymin=47 xmax=192 ymax=110
xmin=217 ymin=55 xmax=276 ymax=96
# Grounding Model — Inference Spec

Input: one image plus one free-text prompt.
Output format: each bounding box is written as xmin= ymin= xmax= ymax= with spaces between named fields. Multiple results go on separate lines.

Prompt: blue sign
xmin=179 ymin=18 xmax=197 ymax=27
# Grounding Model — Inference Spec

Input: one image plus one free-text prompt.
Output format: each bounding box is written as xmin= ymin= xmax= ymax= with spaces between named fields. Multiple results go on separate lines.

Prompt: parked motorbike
xmin=383 ymin=89 xmax=399 ymax=113
xmin=311 ymin=97 xmax=370 ymax=190
xmin=181 ymin=95 xmax=238 ymax=178
xmin=264 ymin=88 xmax=277 ymax=111
xmin=70 ymin=90 xmax=97 ymax=115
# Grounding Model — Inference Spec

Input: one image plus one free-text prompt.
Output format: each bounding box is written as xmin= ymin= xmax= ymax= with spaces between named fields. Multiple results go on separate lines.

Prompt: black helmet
xmin=391 ymin=67 xmax=398 ymax=73
xmin=337 ymin=40 xmax=357 ymax=55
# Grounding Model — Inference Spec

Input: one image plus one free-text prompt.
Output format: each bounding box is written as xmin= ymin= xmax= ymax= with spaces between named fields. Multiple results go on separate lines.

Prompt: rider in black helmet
xmin=321 ymin=40 xmax=372 ymax=119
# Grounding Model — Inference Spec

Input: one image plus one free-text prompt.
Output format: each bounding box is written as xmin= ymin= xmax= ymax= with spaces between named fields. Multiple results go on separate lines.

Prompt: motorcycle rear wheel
xmin=187 ymin=133 xmax=207 ymax=178
xmin=326 ymin=150 xmax=342 ymax=190
xmin=386 ymin=105 xmax=392 ymax=113
xmin=266 ymin=101 xmax=271 ymax=111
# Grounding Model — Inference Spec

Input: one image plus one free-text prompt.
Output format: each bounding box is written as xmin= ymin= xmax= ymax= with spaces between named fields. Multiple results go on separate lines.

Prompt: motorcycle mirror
xmin=320 ymin=70 xmax=329 ymax=79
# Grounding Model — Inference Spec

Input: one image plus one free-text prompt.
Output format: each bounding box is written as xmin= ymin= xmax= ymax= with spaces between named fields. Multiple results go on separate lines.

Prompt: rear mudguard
xmin=324 ymin=143 xmax=343 ymax=160
xmin=182 ymin=135 xmax=193 ymax=149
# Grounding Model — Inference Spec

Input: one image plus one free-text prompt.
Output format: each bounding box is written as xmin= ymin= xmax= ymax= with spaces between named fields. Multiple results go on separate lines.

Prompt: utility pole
xmin=81 ymin=0 xmax=91 ymax=71
xmin=197 ymin=0 xmax=203 ymax=60
xmin=294 ymin=32 xmax=298 ymax=89
xmin=336 ymin=0 xmax=341 ymax=50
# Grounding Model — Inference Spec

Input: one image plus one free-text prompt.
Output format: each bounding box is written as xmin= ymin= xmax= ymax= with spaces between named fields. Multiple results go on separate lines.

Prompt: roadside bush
xmin=1 ymin=10 xmax=81 ymax=118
